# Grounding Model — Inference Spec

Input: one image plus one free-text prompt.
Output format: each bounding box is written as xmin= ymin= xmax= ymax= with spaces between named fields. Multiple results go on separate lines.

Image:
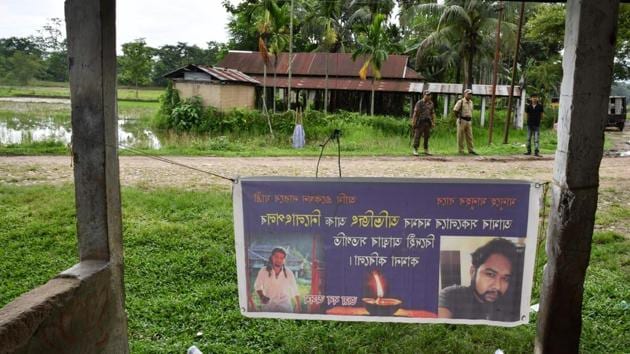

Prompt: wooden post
xmin=66 ymin=0 xmax=129 ymax=351
xmin=535 ymin=1 xmax=619 ymax=353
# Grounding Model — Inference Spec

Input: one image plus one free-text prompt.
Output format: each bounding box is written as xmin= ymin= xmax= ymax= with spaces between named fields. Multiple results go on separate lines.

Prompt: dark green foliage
xmin=155 ymin=81 xmax=181 ymax=129
xmin=169 ymin=97 xmax=205 ymax=132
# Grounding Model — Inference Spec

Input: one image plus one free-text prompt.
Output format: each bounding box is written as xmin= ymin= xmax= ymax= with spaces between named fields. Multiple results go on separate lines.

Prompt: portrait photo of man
xmin=253 ymin=247 xmax=301 ymax=313
xmin=438 ymin=238 xmax=524 ymax=322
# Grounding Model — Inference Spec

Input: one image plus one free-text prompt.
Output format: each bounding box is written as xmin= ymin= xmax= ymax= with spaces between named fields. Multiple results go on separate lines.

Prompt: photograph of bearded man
xmin=438 ymin=238 xmax=521 ymax=322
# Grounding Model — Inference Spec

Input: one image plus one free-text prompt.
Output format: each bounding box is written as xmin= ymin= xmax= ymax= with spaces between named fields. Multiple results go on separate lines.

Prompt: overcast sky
xmin=0 ymin=0 xmax=243 ymax=51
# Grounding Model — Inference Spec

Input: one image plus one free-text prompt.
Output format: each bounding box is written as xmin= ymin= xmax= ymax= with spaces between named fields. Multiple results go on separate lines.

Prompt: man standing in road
xmin=254 ymin=247 xmax=301 ymax=313
xmin=524 ymin=93 xmax=544 ymax=157
xmin=453 ymin=89 xmax=478 ymax=155
xmin=411 ymin=90 xmax=436 ymax=156
xmin=438 ymin=238 xmax=520 ymax=321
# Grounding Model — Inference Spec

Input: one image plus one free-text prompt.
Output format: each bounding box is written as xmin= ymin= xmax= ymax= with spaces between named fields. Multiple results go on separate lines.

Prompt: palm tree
xmin=352 ymin=13 xmax=390 ymax=116
xmin=414 ymin=0 xmax=515 ymax=89
xmin=252 ymin=0 xmax=283 ymax=135
xmin=302 ymin=0 xmax=347 ymax=112
xmin=268 ymin=3 xmax=290 ymax=113
xmin=348 ymin=0 xmax=395 ymax=27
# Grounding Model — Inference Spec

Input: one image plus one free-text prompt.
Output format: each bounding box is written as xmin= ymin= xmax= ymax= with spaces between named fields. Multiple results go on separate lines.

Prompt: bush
xmin=155 ymin=81 xmax=180 ymax=129
xmin=168 ymin=97 xmax=204 ymax=131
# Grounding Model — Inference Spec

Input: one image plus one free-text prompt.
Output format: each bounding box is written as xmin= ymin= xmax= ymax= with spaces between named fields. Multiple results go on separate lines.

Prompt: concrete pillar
xmin=443 ymin=95 xmax=449 ymax=118
xmin=66 ymin=0 xmax=129 ymax=351
xmin=480 ymin=96 xmax=486 ymax=127
xmin=512 ymin=98 xmax=521 ymax=128
xmin=535 ymin=1 xmax=619 ymax=353
xmin=517 ymin=88 xmax=526 ymax=128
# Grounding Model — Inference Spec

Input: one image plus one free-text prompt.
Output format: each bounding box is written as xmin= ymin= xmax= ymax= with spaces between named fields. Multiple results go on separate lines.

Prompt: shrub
xmin=170 ymin=97 xmax=204 ymax=131
xmin=155 ymin=81 xmax=180 ymax=129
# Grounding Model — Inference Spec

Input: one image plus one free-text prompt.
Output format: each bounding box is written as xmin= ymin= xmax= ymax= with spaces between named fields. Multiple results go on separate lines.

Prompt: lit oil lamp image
xmin=362 ymin=271 xmax=402 ymax=316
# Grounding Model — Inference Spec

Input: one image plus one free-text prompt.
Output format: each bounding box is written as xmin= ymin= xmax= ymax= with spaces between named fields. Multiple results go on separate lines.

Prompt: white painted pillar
xmin=443 ymin=95 xmax=449 ymax=118
xmin=512 ymin=98 xmax=521 ymax=129
xmin=517 ymin=88 xmax=526 ymax=129
xmin=480 ymin=96 xmax=486 ymax=127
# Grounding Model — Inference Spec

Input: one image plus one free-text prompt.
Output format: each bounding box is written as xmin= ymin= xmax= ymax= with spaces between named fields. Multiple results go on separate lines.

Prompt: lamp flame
xmin=373 ymin=272 xmax=384 ymax=299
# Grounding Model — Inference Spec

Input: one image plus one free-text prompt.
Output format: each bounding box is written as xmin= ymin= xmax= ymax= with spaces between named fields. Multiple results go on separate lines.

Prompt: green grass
xmin=1 ymin=184 xmax=628 ymax=353
xmin=0 ymin=84 xmax=163 ymax=102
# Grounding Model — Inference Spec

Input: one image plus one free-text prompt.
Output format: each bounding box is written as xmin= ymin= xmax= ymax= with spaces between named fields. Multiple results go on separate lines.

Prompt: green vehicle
xmin=608 ymin=96 xmax=627 ymax=131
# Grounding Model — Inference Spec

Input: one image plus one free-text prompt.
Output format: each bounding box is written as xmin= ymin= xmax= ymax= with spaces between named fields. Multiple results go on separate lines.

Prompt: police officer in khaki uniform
xmin=453 ymin=89 xmax=478 ymax=155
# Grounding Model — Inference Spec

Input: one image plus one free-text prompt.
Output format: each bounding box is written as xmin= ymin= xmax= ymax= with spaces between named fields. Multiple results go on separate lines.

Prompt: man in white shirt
xmin=254 ymin=247 xmax=301 ymax=313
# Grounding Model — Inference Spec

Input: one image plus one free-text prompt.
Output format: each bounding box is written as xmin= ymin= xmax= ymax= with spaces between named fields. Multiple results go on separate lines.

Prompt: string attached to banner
xmin=112 ymin=144 xmax=236 ymax=183
xmin=315 ymin=129 xmax=342 ymax=178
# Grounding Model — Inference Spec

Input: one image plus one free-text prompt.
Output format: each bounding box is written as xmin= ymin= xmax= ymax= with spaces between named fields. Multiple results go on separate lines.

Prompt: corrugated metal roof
xmin=163 ymin=64 xmax=260 ymax=85
xmin=218 ymin=51 xmax=423 ymax=80
xmin=250 ymin=75 xmax=415 ymax=93
xmin=197 ymin=65 xmax=260 ymax=84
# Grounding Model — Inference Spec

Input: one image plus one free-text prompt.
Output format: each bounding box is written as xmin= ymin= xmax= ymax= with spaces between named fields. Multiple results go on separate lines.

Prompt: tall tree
xmin=414 ymin=0 xmax=515 ymax=89
xmin=0 ymin=37 xmax=44 ymax=84
xmin=119 ymin=39 xmax=154 ymax=98
xmin=268 ymin=3 xmax=290 ymax=112
xmin=3 ymin=51 xmax=43 ymax=84
xmin=349 ymin=0 xmax=395 ymax=27
xmin=33 ymin=18 xmax=68 ymax=82
xmin=352 ymin=13 xmax=390 ymax=116
xmin=302 ymin=0 xmax=348 ymax=112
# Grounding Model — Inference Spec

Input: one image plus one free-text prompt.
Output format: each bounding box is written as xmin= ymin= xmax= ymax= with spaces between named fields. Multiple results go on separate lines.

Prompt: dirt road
xmin=1 ymin=153 xmax=628 ymax=190
xmin=1 ymin=128 xmax=628 ymax=190
xmin=2 ymin=132 xmax=628 ymax=235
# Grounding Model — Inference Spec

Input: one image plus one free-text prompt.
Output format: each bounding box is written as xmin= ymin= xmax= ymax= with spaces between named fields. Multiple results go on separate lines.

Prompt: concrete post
xmin=443 ymin=95 xmax=449 ymax=118
xmin=517 ymin=88 xmax=526 ymax=128
xmin=535 ymin=1 xmax=619 ymax=353
xmin=480 ymin=96 xmax=486 ymax=127
xmin=66 ymin=0 xmax=129 ymax=351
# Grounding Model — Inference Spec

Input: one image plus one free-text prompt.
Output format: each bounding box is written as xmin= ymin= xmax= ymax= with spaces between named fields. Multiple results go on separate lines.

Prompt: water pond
xmin=0 ymin=98 xmax=161 ymax=149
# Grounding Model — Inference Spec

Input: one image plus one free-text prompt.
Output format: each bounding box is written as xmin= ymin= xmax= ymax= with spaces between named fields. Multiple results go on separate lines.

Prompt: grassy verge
xmin=1 ymin=184 xmax=627 ymax=353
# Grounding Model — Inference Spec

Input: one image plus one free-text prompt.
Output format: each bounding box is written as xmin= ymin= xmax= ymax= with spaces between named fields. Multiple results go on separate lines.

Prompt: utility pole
xmin=503 ymin=2 xmax=525 ymax=144
xmin=287 ymin=0 xmax=294 ymax=112
xmin=488 ymin=1 xmax=504 ymax=145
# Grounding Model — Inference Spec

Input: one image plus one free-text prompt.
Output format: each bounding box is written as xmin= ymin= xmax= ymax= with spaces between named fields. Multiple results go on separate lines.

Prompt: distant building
xmin=163 ymin=64 xmax=260 ymax=111
xmin=218 ymin=51 xmax=424 ymax=116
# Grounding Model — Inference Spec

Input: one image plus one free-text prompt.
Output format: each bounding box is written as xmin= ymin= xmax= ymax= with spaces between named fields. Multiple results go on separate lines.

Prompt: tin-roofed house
xmin=218 ymin=51 xmax=424 ymax=116
xmin=163 ymin=64 xmax=260 ymax=111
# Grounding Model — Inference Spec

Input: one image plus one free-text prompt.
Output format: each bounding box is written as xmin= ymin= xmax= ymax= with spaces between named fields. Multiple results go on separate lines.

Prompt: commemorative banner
xmin=233 ymin=177 xmax=541 ymax=327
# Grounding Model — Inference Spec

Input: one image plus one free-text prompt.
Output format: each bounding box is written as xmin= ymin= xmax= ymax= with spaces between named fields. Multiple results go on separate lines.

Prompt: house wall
xmin=219 ymin=85 xmax=255 ymax=110
xmin=174 ymin=81 xmax=255 ymax=111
